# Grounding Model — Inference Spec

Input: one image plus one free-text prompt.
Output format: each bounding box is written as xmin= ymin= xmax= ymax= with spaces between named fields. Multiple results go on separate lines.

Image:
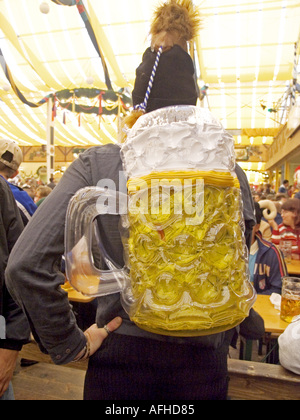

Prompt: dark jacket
xmin=6 ymin=145 xmax=255 ymax=364
xmin=0 ymin=176 xmax=30 ymax=350
xmin=253 ymin=231 xmax=287 ymax=295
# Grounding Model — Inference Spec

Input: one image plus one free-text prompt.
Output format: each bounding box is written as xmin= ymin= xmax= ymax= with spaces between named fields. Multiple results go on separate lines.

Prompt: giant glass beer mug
xmin=65 ymin=106 xmax=256 ymax=336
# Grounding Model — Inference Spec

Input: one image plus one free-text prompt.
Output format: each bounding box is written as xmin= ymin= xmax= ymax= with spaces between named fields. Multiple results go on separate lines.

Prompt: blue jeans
xmin=0 ymin=383 xmax=15 ymax=401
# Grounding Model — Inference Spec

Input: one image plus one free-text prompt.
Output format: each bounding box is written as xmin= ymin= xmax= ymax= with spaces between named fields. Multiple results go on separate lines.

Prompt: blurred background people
xmin=0 ymin=139 xmax=37 ymax=225
xmin=270 ymin=198 xmax=300 ymax=260
xmin=47 ymin=177 xmax=56 ymax=190
xmin=278 ymin=180 xmax=289 ymax=194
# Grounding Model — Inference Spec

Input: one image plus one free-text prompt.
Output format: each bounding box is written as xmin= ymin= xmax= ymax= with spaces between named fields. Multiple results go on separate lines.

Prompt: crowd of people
xmin=250 ymin=182 xmax=300 ymax=375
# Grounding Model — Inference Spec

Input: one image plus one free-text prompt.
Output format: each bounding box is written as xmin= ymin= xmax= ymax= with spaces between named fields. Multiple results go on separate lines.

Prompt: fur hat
xmin=150 ymin=0 xmax=201 ymax=52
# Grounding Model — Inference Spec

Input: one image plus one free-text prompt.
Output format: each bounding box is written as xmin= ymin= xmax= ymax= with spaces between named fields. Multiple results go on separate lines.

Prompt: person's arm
xmin=6 ymin=150 xmax=121 ymax=364
xmin=0 ymin=349 xmax=18 ymax=398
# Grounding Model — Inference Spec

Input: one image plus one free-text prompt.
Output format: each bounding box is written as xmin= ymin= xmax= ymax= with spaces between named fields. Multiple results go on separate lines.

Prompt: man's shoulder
xmin=83 ymin=143 xmax=121 ymax=157
xmin=78 ymin=144 xmax=123 ymax=176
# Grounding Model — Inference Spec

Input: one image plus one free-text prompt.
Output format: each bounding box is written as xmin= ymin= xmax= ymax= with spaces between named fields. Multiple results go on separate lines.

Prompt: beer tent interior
xmin=0 ymin=0 xmax=299 ymax=176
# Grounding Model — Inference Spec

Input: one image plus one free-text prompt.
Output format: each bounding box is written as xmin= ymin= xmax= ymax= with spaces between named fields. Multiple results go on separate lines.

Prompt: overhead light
xmin=57 ymin=8 xmax=87 ymax=84
xmin=235 ymin=3 xmax=241 ymax=81
xmin=86 ymin=77 xmax=94 ymax=85
xmin=220 ymin=82 xmax=227 ymax=128
xmin=251 ymin=81 xmax=257 ymax=128
xmin=236 ymin=80 xmax=242 ymax=130
xmin=273 ymin=0 xmax=287 ymax=81
xmin=20 ymin=1 xmax=61 ymax=87
xmin=40 ymin=2 xmax=50 ymax=14
xmin=213 ymin=2 xmax=222 ymax=81
xmin=254 ymin=2 xmax=264 ymax=81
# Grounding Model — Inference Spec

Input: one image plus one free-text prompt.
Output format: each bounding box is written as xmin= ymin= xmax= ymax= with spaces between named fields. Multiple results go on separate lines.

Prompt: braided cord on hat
xmin=134 ymin=46 xmax=163 ymax=113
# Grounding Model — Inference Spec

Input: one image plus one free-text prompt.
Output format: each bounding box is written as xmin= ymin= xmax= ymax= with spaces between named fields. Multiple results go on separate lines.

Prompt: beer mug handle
xmin=64 ymin=187 xmax=127 ymax=297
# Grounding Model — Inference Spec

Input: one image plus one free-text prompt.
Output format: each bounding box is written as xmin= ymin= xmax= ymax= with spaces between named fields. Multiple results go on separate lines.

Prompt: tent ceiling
xmin=0 ymin=0 xmax=299 ymax=150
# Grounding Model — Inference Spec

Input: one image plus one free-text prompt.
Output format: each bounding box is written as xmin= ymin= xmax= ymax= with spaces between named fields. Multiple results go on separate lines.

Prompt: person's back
xmin=278 ymin=180 xmax=289 ymax=194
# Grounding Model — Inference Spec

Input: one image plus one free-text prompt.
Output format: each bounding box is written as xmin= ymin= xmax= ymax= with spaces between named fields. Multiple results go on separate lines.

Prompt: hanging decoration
xmin=0 ymin=1 xmax=123 ymax=112
xmin=0 ymin=48 xmax=50 ymax=108
xmin=0 ymin=46 xmax=131 ymax=117
xmin=51 ymin=0 xmax=112 ymax=90
xmin=55 ymin=88 xmax=132 ymax=117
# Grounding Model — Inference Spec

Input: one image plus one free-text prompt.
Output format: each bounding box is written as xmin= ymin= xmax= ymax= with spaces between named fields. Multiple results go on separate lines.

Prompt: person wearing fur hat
xmin=6 ymin=0 xmax=255 ymax=400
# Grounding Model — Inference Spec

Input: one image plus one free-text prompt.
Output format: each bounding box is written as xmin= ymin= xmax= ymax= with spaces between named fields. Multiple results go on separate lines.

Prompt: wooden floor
xmin=12 ymin=359 xmax=86 ymax=400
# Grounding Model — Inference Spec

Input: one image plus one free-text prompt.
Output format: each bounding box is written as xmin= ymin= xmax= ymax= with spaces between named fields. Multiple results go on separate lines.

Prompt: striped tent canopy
xmin=0 ymin=0 xmax=299 ymax=168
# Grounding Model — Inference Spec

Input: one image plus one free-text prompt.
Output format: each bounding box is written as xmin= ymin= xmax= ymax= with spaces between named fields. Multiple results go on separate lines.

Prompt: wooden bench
xmin=15 ymin=341 xmax=300 ymax=400
xmin=228 ymin=358 xmax=300 ymax=400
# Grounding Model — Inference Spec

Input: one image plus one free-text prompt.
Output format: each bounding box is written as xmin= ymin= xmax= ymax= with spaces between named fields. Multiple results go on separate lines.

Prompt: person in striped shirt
xmin=269 ymin=198 xmax=300 ymax=260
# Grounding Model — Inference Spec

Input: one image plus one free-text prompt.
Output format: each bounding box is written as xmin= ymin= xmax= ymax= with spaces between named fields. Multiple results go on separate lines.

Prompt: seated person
xmin=270 ymin=198 xmax=300 ymax=260
xmin=250 ymin=202 xmax=287 ymax=295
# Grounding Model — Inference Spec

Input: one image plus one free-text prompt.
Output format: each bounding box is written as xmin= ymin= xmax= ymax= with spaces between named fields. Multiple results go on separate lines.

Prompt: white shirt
xmin=279 ymin=319 xmax=300 ymax=375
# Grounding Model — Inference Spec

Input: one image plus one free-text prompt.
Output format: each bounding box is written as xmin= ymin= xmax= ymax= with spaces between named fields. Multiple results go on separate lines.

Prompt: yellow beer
xmin=280 ymin=277 xmax=300 ymax=323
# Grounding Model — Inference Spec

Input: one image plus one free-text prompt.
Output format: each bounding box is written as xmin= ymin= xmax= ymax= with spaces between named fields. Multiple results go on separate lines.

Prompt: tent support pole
xmin=46 ymin=96 xmax=55 ymax=183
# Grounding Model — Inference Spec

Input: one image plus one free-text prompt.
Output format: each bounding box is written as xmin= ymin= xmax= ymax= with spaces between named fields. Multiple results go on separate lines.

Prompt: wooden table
xmin=286 ymin=260 xmax=300 ymax=276
xmin=253 ymin=294 xmax=288 ymax=335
